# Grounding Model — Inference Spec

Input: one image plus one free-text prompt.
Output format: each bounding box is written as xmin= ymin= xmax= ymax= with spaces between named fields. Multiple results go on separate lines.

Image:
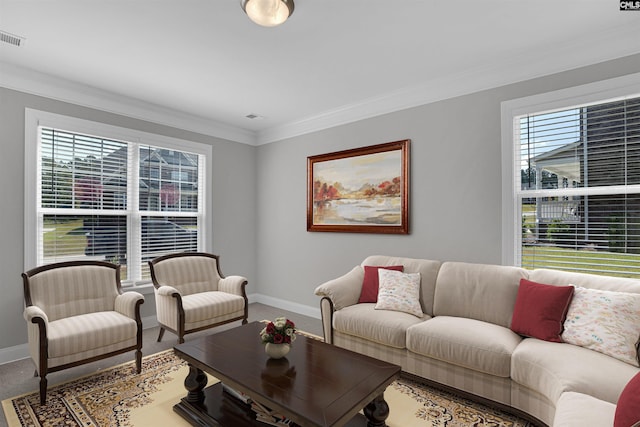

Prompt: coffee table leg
xmin=363 ymin=393 xmax=390 ymax=427
xmin=184 ymin=364 xmax=208 ymax=404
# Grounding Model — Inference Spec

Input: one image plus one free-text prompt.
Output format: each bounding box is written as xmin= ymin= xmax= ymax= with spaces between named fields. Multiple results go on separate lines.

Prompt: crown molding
xmin=256 ymin=23 xmax=640 ymax=145
xmin=0 ymin=61 xmax=258 ymax=146
xmin=2 ymin=20 xmax=639 ymax=147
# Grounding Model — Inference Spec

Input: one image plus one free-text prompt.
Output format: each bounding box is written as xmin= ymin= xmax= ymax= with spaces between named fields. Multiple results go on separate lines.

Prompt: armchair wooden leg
xmin=135 ymin=349 xmax=142 ymax=374
xmin=157 ymin=327 xmax=165 ymax=342
xmin=242 ymin=318 xmax=248 ymax=325
xmin=39 ymin=376 xmax=47 ymax=405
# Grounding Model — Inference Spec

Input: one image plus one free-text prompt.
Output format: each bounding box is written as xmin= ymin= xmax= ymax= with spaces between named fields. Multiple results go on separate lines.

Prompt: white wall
xmin=254 ymin=53 xmax=640 ymax=309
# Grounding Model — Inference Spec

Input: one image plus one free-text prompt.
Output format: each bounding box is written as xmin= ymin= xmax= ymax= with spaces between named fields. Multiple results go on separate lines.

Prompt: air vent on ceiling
xmin=0 ymin=30 xmax=26 ymax=47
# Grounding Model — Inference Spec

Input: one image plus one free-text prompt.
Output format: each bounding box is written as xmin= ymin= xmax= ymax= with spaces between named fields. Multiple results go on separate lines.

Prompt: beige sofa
xmin=314 ymin=255 xmax=640 ymax=426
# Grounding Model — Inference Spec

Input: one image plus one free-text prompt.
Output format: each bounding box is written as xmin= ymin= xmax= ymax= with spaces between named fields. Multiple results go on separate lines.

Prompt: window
xmin=502 ymin=73 xmax=640 ymax=278
xmin=25 ymin=109 xmax=212 ymax=284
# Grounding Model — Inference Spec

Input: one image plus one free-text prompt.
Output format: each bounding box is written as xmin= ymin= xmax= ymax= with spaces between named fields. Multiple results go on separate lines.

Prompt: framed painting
xmin=307 ymin=139 xmax=409 ymax=234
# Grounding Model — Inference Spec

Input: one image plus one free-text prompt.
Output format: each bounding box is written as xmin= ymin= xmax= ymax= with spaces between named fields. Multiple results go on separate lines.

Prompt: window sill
xmin=122 ymin=282 xmax=155 ymax=295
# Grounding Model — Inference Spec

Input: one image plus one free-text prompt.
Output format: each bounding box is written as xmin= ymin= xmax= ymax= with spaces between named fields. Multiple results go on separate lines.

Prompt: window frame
xmin=24 ymin=109 xmax=213 ymax=286
xmin=501 ymin=72 xmax=640 ymax=268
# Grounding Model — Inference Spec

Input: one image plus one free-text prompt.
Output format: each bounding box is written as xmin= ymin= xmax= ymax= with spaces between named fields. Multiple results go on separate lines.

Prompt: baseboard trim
xmin=141 ymin=315 xmax=159 ymax=329
xmin=0 ymin=343 xmax=29 ymax=366
xmin=248 ymin=293 xmax=321 ymax=320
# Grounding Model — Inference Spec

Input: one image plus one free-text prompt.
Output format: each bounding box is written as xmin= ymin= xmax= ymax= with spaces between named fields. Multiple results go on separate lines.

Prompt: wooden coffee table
xmin=173 ymin=321 xmax=400 ymax=427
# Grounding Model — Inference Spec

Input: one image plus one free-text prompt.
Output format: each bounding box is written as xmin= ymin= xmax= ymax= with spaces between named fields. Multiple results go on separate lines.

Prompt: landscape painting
xmin=307 ymin=140 xmax=409 ymax=234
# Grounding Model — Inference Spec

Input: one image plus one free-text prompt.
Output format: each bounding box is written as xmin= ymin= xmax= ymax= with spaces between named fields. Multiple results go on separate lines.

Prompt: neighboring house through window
xmin=25 ymin=109 xmax=212 ymax=285
xmin=502 ymin=73 xmax=640 ymax=278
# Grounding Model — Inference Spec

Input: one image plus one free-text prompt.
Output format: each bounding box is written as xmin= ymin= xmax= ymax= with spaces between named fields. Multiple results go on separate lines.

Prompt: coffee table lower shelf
xmin=174 ymin=382 xmax=371 ymax=427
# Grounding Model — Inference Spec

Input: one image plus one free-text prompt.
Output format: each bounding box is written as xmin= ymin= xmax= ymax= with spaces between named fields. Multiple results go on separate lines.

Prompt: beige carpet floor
xmin=2 ymin=348 xmax=535 ymax=427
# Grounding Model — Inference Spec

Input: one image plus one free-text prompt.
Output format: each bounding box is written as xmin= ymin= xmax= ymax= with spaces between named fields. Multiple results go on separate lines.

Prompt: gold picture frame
xmin=307 ymin=140 xmax=409 ymax=234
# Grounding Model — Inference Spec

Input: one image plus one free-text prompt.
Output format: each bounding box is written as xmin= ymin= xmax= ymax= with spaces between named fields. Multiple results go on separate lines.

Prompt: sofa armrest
xmin=314 ymin=266 xmax=364 ymax=311
xmin=115 ymin=291 xmax=145 ymax=320
xmin=319 ymin=297 xmax=335 ymax=344
xmin=219 ymin=275 xmax=248 ymax=297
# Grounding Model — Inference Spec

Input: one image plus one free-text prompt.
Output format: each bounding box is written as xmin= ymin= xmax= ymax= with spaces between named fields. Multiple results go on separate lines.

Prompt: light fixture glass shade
xmin=241 ymin=0 xmax=294 ymax=27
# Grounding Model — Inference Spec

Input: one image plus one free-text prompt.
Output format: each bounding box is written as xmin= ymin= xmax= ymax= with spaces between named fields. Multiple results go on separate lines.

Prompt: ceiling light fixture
xmin=241 ymin=0 xmax=294 ymax=27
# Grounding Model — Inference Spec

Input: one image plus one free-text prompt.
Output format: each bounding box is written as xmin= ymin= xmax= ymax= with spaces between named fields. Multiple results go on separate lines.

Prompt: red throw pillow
xmin=510 ymin=278 xmax=574 ymax=342
xmin=358 ymin=265 xmax=404 ymax=303
xmin=615 ymin=372 xmax=640 ymax=427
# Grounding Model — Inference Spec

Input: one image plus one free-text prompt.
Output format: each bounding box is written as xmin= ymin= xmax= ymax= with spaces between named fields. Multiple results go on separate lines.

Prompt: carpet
xmin=3 ymin=349 xmax=536 ymax=427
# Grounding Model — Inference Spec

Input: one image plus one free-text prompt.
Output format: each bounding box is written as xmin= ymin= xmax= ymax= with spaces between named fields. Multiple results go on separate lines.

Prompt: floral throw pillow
xmin=562 ymin=287 xmax=640 ymax=367
xmin=374 ymin=269 xmax=423 ymax=317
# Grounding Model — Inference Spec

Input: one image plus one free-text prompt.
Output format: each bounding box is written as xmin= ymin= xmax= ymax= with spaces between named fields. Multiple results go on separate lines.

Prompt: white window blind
xmin=516 ymin=95 xmax=640 ymax=277
xmin=27 ymin=110 xmax=210 ymax=284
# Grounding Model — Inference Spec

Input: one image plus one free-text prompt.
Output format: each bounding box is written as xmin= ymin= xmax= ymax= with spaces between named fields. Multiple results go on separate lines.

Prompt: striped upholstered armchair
xmin=149 ymin=252 xmax=248 ymax=344
xmin=22 ymin=260 xmax=144 ymax=405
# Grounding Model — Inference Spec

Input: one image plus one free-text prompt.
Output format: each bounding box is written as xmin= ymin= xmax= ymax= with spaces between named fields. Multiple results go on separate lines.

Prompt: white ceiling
xmin=1 ymin=1 xmax=640 ymax=145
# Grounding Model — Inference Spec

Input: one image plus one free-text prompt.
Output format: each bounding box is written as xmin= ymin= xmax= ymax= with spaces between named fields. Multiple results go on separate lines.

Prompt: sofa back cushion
xmin=362 ymin=255 xmax=441 ymax=317
xmin=433 ymin=262 xmax=528 ymax=328
xmin=530 ymin=268 xmax=640 ymax=294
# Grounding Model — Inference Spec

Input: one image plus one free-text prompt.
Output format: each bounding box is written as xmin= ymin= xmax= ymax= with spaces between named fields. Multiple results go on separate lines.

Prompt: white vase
xmin=265 ymin=343 xmax=290 ymax=359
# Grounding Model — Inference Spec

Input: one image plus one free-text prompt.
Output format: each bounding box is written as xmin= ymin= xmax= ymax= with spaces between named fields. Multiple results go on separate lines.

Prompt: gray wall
xmin=1 ymin=53 xmax=639 ymax=357
xmin=0 ymin=88 xmax=257 ymax=352
xmin=255 ymin=53 xmax=640 ymax=309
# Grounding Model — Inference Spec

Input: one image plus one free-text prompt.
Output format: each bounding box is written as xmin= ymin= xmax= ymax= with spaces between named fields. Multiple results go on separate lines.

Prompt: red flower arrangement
xmin=260 ymin=317 xmax=296 ymax=344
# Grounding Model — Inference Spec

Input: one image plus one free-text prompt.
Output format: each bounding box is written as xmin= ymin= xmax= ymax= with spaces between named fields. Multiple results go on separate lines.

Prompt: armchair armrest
xmin=154 ymin=285 xmax=183 ymax=331
xmin=156 ymin=285 xmax=181 ymax=297
xmin=219 ymin=275 xmax=248 ymax=296
xmin=314 ymin=266 xmax=364 ymax=311
xmin=24 ymin=305 xmax=48 ymax=325
xmin=24 ymin=305 xmax=49 ymax=371
xmin=115 ymin=291 xmax=144 ymax=320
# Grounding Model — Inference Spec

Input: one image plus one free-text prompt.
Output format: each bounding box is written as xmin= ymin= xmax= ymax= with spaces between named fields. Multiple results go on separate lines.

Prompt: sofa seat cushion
xmin=182 ymin=291 xmax=245 ymax=323
xmin=333 ymin=303 xmax=427 ymax=349
xmin=48 ymin=311 xmax=137 ymax=358
xmin=406 ymin=316 xmax=521 ymax=377
xmin=511 ymin=338 xmax=640 ymax=405
xmin=553 ymin=392 xmax=615 ymax=427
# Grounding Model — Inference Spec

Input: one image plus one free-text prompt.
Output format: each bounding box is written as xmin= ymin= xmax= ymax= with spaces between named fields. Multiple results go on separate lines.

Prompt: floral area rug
xmin=2 ymin=350 xmax=189 ymax=427
xmin=388 ymin=377 xmax=535 ymax=427
xmin=3 ymin=348 xmax=536 ymax=427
